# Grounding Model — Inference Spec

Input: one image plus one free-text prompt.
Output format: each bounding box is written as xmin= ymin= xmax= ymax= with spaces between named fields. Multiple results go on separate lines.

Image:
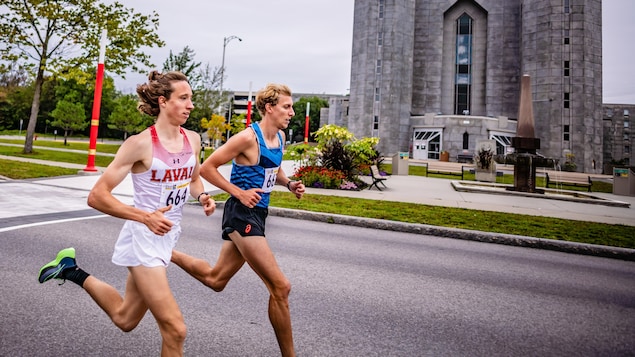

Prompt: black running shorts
xmin=221 ymin=196 xmax=268 ymax=241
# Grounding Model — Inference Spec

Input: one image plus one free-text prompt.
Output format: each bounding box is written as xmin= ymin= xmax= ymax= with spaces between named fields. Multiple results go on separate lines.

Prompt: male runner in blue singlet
xmin=171 ymin=83 xmax=305 ymax=357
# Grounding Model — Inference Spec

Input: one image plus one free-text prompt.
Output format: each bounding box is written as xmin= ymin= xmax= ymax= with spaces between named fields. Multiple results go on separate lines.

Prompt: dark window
xmin=564 ymin=92 xmax=570 ymax=109
xmin=462 ymin=132 xmax=469 ymax=150
xmin=564 ymin=61 xmax=570 ymax=76
xmin=373 ymin=116 xmax=379 ymax=130
xmin=454 ymin=14 xmax=473 ymax=115
xmin=458 ymin=16 xmax=471 ymax=34
xmin=456 ymin=85 xmax=470 ymax=114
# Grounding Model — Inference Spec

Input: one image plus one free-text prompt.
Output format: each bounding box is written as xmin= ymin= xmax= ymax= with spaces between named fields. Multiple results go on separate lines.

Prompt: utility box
xmin=613 ymin=166 xmax=635 ymax=196
xmin=392 ymin=152 xmax=409 ymax=175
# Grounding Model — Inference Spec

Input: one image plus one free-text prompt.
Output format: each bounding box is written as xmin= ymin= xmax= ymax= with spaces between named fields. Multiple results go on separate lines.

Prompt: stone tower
xmin=347 ymin=0 xmax=603 ymax=172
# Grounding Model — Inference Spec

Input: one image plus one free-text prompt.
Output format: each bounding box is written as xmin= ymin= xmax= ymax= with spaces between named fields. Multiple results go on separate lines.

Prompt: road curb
xmin=207 ymin=201 xmax=634 ymax=262
xmin=270 ymin=207 xmax=635 ymax=262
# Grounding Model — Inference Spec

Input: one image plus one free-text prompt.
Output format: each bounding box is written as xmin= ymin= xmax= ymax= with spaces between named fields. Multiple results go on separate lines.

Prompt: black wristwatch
xmin=197 ymin=192 xmax=209 ymax=202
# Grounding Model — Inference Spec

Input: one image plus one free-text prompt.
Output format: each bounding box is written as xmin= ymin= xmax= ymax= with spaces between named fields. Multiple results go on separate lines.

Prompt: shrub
xmin=294 ymin=165 xmax=347 ymax=189
xmin=474 ymin=147 xmax=494 ymax=170
xmin=321 ymin=140 xmax=356 ymax=179
xmin=562 ymin=152 xmax=577 ymax=172
xmin=290 ymin=125 xmax=380 ymax=190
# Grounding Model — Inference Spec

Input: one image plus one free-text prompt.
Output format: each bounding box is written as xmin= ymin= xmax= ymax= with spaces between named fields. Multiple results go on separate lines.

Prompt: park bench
xmin=457 ymin=153 xmax=474 ymax=163
xmin=368 ymin=164 xmax=388 ymax=191
xmin=423 ymin=161 xmax=468 ymax=180
xmin=545 ymin=171 xmax=592 ymax=192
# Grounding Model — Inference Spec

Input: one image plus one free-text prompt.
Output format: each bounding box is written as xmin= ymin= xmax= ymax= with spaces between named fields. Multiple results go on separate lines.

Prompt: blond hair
xmin=255 ymin=83 xmax=292 ymax=116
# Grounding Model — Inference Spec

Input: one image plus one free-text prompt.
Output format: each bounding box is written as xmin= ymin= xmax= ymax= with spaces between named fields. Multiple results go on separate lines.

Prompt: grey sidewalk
xmin=2 ymin=160 xmax=634 ymax=224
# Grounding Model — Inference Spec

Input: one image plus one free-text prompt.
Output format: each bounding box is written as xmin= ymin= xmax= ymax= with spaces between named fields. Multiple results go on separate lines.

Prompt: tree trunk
xmin=23 ymin=64 xmax=46 ymax=154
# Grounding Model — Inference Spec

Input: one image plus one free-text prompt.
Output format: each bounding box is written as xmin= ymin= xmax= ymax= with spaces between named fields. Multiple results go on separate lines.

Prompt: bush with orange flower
xmin=287 ymin=125 xmax=381 ymax=190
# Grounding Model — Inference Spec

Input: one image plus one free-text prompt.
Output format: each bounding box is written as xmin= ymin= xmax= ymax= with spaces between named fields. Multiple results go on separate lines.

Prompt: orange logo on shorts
xmin=245 ymin=224 xmax=252 ymax=234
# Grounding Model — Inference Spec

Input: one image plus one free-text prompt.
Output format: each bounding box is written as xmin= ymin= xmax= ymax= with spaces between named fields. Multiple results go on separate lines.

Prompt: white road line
xmin=0 ymin=214 xmax=108 ymax=233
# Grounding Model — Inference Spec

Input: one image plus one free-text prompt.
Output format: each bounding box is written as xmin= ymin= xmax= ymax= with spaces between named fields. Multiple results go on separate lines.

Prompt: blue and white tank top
xmin=130 ymin=125 xmax=196 ymax=225
xmin=229 ymin=122 xmax=283 ymax=208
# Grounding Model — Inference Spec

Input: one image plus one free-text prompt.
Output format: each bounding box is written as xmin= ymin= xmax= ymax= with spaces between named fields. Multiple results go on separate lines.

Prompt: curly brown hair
xmin=255 ymin=83 xmax=292 ymax=116
xmin=136 ymin=71 xmax=189 ymax=117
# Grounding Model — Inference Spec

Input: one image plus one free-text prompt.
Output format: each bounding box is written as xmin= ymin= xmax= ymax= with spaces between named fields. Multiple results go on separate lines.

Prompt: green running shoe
xmin=38 ymin=247 xmax=77 ymax=284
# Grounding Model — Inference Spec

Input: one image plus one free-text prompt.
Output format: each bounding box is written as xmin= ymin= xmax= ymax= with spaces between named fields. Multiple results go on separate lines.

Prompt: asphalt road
xmin=2 ymin=205 xmax=634 ymax=356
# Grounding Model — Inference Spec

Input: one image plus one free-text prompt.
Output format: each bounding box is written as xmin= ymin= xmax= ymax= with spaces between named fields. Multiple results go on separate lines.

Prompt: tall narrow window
xmin=564 ymin=61 xmax=570 ymax=77
xmin=564 ymin=92 xmax=570 ymax=109
xmin=564 ymin=29 xmax=570 ymax=45
xmin=373 ymin=116 xmax=379 ymax=130
xmin=454 ymin=14 xmax=473 ymax=115
xmin=375 ymin=87 xmax=381 ymax=101
xmin=564 ymin=0 xmax=570 ymax=14
xmin=462 ymin=131 xmax=469 ymax=150
xmin=564 ymin=124 xmax=570 ymax=141
xmin=379 ymin=0 xmax=384 ymax=19
xmin=376 ymin=59 xmax=382 ymax=74
xmin=378 ymin=31 xmax=383 ymax=46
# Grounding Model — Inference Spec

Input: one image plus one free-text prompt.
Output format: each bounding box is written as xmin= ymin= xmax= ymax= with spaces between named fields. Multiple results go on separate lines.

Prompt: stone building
xmin=603 ymin=104 xmax=633 ymax=171
xmin=346 ymin=0 xmax=603 ymax=173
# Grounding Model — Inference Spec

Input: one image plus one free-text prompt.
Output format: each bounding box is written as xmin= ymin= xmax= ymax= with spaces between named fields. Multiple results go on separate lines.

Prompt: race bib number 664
xmin=160 ymin=181 xmax=190 ymax=208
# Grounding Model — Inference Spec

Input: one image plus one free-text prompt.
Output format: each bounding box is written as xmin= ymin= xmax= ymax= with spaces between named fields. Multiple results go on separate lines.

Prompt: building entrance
xmin=413 ymin=129 xmax=442 ymax=160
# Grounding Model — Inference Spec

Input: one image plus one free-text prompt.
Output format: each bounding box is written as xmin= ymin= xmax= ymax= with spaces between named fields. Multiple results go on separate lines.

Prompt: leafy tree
xmin=0 ymin=62 xmax=30 ymax=88
xmin=0 ymin=0 xmax=165 ymax=154
xmin=51 ymin=73 xmax=117 ymax=136
xmin=0 ymin=64 xmax=32 ymax=130
xmin=190 ymin=64 xmax=224 ymax=132
xmin=230 ymin=113 xmax=247 ymax=135
xmin=162 ymin=46 xmax=202 ymax=87
xmin=162 ymin=48 xmax=223 ymax=132
xmin=289 ymin=96 xmax=328 ymax=143
xmin=50 ymin=95 xmax=88 ymax=145
xmin=107 ymin=94 xmax=151 ymax=139
xmin=201 ymin=114 xmax=229 ymax=148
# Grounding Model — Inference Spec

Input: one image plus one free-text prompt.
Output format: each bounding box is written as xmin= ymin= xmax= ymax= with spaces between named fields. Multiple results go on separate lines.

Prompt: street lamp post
xmin=220 ymin=35 xmax=242 ymax=141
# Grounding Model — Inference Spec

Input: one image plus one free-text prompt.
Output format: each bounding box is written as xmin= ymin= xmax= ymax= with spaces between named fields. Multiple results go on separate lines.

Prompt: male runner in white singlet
xmin=37 ymin=71 xmax=215 ymax=357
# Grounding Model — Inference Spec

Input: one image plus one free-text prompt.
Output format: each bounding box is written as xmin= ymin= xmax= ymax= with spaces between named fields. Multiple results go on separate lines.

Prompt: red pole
xmin=304 ymin=102 xmax=310 ymax=144
xmin=83 ymin=29 xmax=107 ymax=172
xmin=246 ymin=82 xmax=252 ymax=127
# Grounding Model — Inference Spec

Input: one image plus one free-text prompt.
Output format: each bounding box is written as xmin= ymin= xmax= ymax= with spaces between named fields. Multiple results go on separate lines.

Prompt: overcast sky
xmin=110 ymin=0 xmax=634 ymax=104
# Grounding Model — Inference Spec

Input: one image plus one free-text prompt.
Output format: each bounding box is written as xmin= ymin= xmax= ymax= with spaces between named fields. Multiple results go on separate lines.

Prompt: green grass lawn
xmin=0 ymin=138 xmax=121 ymax=154
xmin=0 ymin=144 xmax=115 ymax=168
xmin=1 ymin=138 xmax=632 ymax=249
xmin=0 ymin=158 xmax=78 ymax=179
